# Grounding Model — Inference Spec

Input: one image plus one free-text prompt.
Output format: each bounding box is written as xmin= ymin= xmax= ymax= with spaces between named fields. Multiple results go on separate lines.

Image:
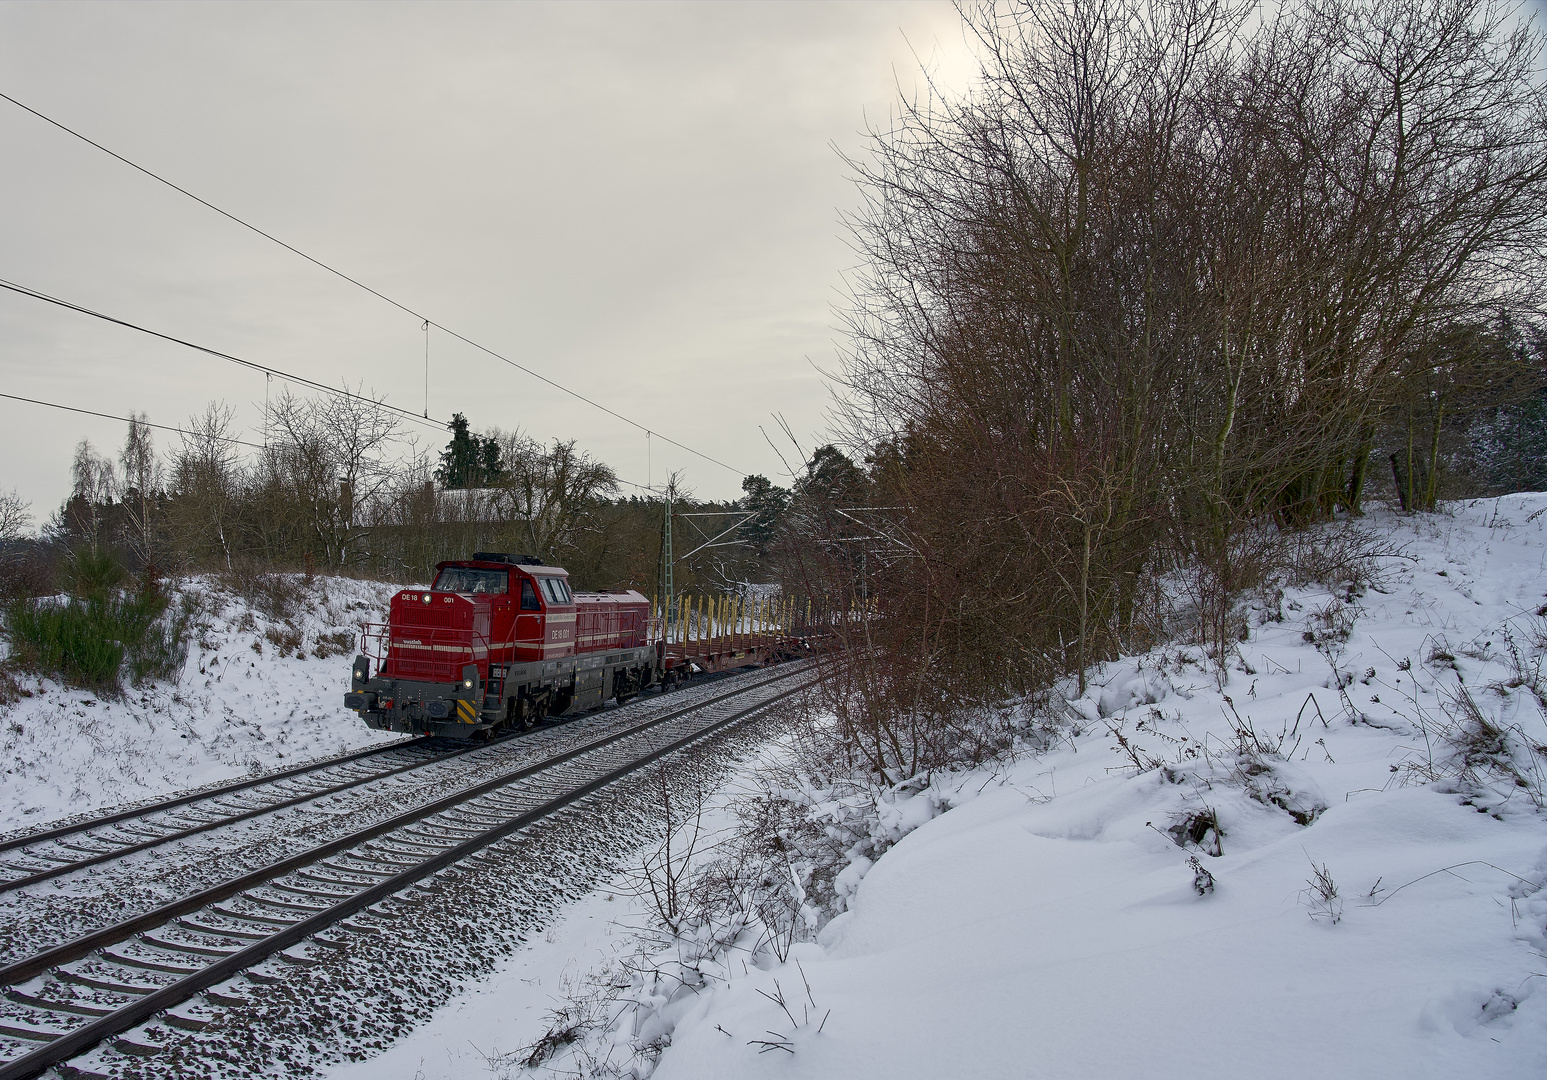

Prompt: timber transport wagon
xmin=344 ymin=552 xmax=653 ymax=738
xmin=651 ymin=590 xmax=831 ymax=685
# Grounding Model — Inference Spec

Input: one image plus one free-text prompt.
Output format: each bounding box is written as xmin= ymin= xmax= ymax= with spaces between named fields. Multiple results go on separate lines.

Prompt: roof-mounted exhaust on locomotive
xmin=471 ymin=552 xmax=545 ymax=565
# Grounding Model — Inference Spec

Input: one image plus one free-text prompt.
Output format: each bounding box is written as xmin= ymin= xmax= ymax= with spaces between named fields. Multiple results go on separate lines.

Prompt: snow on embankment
xmin=610 ymin=498 xmax=1547 ymax=1079
xmin=0 ymin=574 xmax=402 ymax=835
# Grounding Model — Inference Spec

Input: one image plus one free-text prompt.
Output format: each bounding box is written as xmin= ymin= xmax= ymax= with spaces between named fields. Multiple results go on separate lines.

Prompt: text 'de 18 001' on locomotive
xmin=343 ymin=553 xmax=653 ymax=739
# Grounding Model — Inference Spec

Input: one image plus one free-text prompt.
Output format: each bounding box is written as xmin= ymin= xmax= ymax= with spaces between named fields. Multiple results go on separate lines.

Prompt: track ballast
xmin=0 ymin=662 xmax=812 ymax=1080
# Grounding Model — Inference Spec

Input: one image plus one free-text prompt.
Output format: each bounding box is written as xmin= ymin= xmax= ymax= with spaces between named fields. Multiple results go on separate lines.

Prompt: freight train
xmin=344 ymin=552 xmax=654 ymax=739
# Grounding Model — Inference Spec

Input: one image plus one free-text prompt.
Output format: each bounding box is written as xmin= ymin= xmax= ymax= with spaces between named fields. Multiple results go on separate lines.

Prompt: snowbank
xmin=652 ymin=497 xmax=1547 ymax=1079
xmin=332 ymin=496 xmax=1547 ymax=1079
xmin=0 ymin=574 xmax=402 ymax=834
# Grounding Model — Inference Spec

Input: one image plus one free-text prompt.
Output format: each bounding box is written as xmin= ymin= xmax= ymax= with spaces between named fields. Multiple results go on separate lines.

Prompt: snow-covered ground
xmin=330 ymin=496 xmax=1547 ymax=1079
xmin=0 ymin=573 xmax=402 ymax=834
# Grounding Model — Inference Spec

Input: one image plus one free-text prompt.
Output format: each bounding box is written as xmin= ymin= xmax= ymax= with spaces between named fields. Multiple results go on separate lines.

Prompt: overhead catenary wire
xmin=0 ymin=276 xmax=672 ymax=490
xmin=0 ymin=89 xmax=748 ymax=479
xmin=0 ymin=276 xmax=446 ymax=434
xmin=0 ymin=388 xmax=662 ymax=494
xmin=0 ymin=391 xmax=265 ymax=449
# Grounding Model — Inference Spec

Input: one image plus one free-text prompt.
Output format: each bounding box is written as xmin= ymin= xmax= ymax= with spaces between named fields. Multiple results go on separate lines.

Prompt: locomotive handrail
xmin=362 ymin=621 xmax=556 ymax=681
xmin=363 ymin=622 xmax=494 ymax=682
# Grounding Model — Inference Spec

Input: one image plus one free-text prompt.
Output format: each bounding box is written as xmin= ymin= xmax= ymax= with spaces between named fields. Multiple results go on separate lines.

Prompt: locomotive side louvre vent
xmin=472 ymin=552 xmax=545 ymax=565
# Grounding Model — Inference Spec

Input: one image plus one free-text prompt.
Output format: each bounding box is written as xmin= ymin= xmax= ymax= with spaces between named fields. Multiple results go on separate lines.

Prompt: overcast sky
xmin=0 ymin=1 xmax=979 ymax=522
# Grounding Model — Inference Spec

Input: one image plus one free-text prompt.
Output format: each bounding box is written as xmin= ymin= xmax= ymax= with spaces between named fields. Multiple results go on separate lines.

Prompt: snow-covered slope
xmin=653 ymin=497 xmax=1547 ymax=1079
xmin=0 ymin=574 xmax=402 ymax=834
xmin=333 ymin=496 xmax=1547 ymax=1079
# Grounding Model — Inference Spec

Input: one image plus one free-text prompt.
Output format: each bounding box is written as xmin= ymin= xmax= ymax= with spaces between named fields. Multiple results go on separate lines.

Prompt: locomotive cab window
xmin=520 ymin=579 xmax=541 ymax=611
xmin=539 ymin=577 xmax=570 ymax=604
xmin=432 ymin=567 xmax=509 ymax=594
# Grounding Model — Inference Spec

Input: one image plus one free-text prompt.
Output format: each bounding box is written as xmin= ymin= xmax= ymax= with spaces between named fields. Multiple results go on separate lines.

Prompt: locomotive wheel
xmin=514 ymin=699 xmax=536 ymax=730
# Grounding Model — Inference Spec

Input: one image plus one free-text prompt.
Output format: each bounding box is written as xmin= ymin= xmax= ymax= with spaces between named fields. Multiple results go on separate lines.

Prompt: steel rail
xmin=0 ymin=667 xmax=776 ymax=892
xmin=0 ymin=666 xmax=810 ymax=1080
xmin=0 ymin=736 xmax=424 ymax=858
xmin=0 ymin=734 xmax=505 ymax=893
xmin=0 ymin=662 xmax=809 ymax=987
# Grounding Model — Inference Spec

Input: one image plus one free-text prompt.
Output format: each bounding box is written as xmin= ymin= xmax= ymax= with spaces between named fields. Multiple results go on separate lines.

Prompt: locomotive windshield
xmin=432 ymin=567 xmax=509 ymax=594
xmin=538 ymin=577 xmax=573 ymax=604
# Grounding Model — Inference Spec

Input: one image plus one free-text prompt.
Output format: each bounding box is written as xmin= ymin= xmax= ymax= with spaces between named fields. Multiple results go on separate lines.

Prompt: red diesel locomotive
xmin=344 ymin=552 xmax=654 ymax=738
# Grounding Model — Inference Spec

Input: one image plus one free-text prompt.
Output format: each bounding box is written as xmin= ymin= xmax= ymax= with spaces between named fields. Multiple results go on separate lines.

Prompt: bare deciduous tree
xmin=488 ymin=430 xmax=618 ymax=561
xmin=0 ymin=489 xmax=31 ymax=545
xmin=813 ymin=0 xmax=1547 ymax=757
xmin=118 ymin=412 xmax=161 ymax=566
xmin=167 ymin=403 xmax=243 ymax=570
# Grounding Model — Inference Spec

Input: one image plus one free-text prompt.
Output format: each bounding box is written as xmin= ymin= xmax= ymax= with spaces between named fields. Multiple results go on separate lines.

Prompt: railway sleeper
xmin=96 ymin=950 xmax=202 ymax=977
xmin=309 ymin=861 xmax=396 ymax=882
xmin=49 ymin=969 xmax=158 ymax=997
xmin=109 ymin=824 xmax=174 ymax=842
xmin=9 ymin=850 xmax=78 ymax=866
xmin=371 ymin=834 xmax=451 ymax=855
xmin=135 ymin=934 xmax=240 ymax=960
xmin=205 ymin=904 xmax=298 ymax=929
xmin=268 ymin=880 xmax=356 ymax=903
xmin=335 ymin=847 xmax=414 ymax=872
xmin=359 ymin=848 xmax=435 ymax=870
xmin=4 ymin=990 xmax=114 ymax=1018
xmin=203 ymin=798 xmax=263 ymax=814
xmin=445 ymin=809 xmax=509 ymax=829
xmin=159 ymin=816 xmax=225 ymax=834
xmin=295 ymin=871 xmax=377 ymax=891
xmin=175 ymin=917 xmax=266 ymax=941
xmin=52 ymin=1065 xmax=111 ymax=1080
xmin=0 ymin=1020 xmax=67 ymax=1043
xmin=51 ymin=840 xmax=119 ymax=858
xmin=112 ymin=1035 xmax=167 ymax=1056
xmin=409 ymin=821 xmax=483 ymax=841
xmin=160 ymin=1012 xmax=210 ymax=1032
xmin=240 ymin=892 xmax=330 ymax=916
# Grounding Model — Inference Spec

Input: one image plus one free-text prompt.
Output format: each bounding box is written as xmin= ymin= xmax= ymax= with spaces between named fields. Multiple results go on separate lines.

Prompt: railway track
xmin=0 ymin=661 xmax=812 ymax=1080
xmin=0 ymin=735 xmax=452 ymax=894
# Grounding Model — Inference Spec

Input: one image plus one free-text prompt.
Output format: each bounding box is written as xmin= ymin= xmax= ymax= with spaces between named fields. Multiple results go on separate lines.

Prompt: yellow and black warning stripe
xmin=455 ymin=698 xmax=478 ymax=723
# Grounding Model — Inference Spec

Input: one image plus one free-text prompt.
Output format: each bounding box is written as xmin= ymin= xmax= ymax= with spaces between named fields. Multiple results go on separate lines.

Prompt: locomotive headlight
xmin=463 ymin=677 xmax=474 ymax=688
xmin=423 ymin=593 xmax=432 ymax=604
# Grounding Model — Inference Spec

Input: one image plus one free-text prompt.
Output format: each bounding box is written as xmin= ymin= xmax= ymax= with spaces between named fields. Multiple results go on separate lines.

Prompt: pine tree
xmin=740 ymin=474 xmax=790 ymax=556
xmin=435 ymin=413 xmax=504 ymax=489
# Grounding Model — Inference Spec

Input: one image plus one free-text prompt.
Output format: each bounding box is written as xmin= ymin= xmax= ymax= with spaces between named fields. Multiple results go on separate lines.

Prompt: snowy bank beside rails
xmin=339 ymin=496 xmax=1547 ymax=1080
xmin=0 ymin=574 xmax=401 ymax=835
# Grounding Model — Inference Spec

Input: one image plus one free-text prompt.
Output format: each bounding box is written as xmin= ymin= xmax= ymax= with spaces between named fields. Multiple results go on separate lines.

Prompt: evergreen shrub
xmin=2 ymin=551 xmax=192 ymax=695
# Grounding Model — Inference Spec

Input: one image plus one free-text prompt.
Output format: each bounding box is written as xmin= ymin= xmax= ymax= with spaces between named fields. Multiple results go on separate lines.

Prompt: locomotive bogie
xmin=348 ymin=647 xmax=656 ymax=737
